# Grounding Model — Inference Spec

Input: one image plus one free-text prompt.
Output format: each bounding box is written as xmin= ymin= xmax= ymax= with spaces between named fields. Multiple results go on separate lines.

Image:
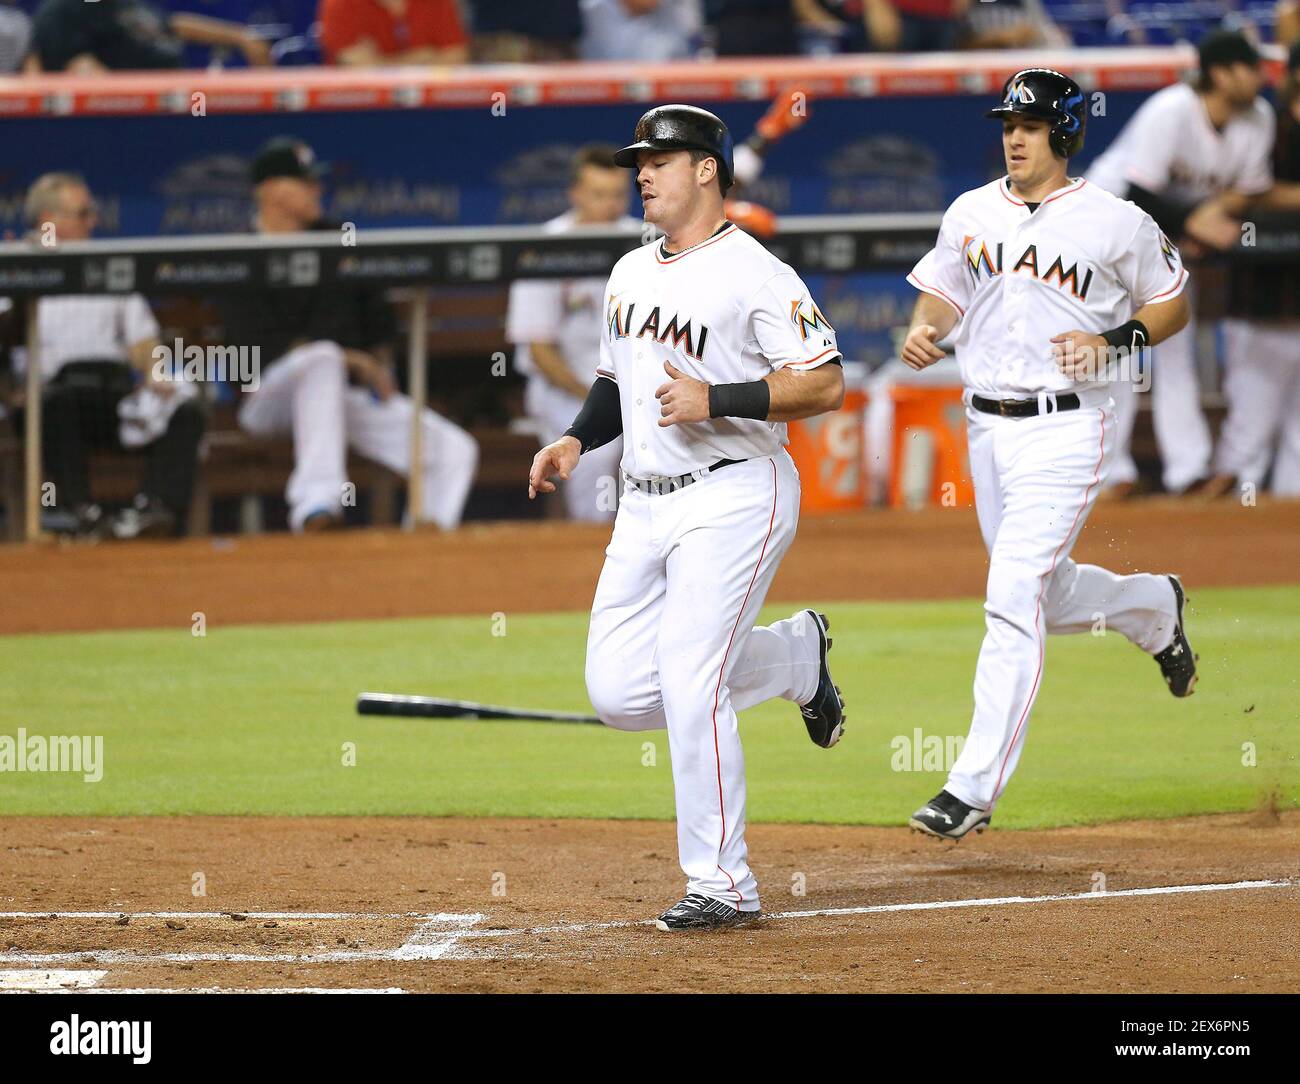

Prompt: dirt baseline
xmin=1 ymin=812 xmax=1296 ymax=993
xmin=4 ymin=498 xmax=1299 ymax=635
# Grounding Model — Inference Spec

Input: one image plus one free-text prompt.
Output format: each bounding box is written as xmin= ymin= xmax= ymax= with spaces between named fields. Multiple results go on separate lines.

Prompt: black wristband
xmin=1100 ymin=319 xmax=1150 ymax=355
xmin=563 ymin=376 xmax=623 ymax=453
xmin=708 ymin=380 xmax=770 ymax=421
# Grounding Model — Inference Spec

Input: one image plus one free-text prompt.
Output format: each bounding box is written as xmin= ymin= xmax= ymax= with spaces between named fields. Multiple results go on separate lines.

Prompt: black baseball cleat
xmin=798 ymin=610 xmax=846 ymax=749
xmin=1154 ymin=575 xmax=1198 ymax=697
xmin=909 ymin=789 xmax=992 ymax=841
xmin=655 ymin=893 xmax=760 ymax=932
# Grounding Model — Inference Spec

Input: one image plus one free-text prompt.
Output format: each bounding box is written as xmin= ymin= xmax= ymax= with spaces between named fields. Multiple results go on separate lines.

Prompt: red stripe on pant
xmin=988 ymin=412 xmax=1108 ymax=807
xmin=709 ymin=458 xmax=778 ymax=903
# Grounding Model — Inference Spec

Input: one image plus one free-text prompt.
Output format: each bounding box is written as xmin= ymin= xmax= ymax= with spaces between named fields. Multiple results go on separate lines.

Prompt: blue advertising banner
xmin=0 ymin=89 xmax=1160 ymax=363
xmin=1 ymin=91 xmax=1156 ymax=236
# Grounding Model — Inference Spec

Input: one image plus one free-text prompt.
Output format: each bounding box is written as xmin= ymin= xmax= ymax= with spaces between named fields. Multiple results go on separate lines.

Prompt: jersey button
xmin=636 ymin=398 xmax=643 ymax=405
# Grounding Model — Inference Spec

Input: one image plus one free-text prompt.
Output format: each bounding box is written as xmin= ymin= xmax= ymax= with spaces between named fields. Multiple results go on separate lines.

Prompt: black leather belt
xmin=625 ymin=458 xmax=747 ymax=496
xmin=971 ymin=393 xmax=1081 ymax=418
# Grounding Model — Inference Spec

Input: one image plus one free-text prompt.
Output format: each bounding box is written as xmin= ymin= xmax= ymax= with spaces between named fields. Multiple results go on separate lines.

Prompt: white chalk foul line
xmin=0 ymin=911 xmax=460 ymax=920
xmin=436 ymin=877 xmax=1299 ymax=946
xmin=5 ymin=987 xmax=407 ymax=995
xmin=0 ymin=881 xmax=1291 ymax=966
xmin=765 ymin=877 xmax=1298 ymax=921
xmin=0 ymin=969 xmax=107 ymax=990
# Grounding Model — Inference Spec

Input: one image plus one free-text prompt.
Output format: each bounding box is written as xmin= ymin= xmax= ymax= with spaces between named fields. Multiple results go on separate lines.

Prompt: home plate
xmin=0 ymin=969 xmax=107 ymax=990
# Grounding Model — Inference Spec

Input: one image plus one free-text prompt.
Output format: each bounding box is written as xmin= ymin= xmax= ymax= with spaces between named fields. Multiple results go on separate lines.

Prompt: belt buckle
xmin=999 ymin=399 xmax=1012 ymax=417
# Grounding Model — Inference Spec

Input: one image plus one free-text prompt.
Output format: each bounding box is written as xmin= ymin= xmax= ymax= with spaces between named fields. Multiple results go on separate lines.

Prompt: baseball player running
xmin=528 ymin=105 xmax=847 ymax=930
xmin=903 ymin=70 xmax=1199 ymax=840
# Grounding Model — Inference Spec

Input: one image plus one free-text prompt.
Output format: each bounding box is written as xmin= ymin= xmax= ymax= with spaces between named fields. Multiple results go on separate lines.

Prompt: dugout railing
xmin=2 ymin=212 xmax=1297 ymax=540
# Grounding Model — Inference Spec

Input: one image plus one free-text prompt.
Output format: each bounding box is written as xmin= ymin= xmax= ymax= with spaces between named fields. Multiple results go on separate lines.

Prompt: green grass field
xmin=3 ymin=586 xmax=1296 ymax=828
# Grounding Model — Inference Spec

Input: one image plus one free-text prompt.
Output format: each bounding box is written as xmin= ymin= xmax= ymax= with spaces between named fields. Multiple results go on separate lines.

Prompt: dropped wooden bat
xmin=356 ymin=693 xmax=602 ymax=725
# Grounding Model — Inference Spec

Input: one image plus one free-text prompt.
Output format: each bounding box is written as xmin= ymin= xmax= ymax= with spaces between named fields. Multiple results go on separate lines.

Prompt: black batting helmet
xmin=614 ymin=104 xmax=735 ymax=192
xmin=985 ymin=68 xmax=1087 ymax=159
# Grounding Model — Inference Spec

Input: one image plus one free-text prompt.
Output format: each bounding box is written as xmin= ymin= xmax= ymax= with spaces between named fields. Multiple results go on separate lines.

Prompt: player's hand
xmin=1050 ymin=329 xmax=1109 ymax=379
xmin=343 ymin=349 xmax=397 ymax=400
xmin=1184 ymin=199 xmax=1241 ymax=251
xmin=528 ymin=435 xmax=580 ymax=499
xmin=654 ymin=361 xmax=710 ymax=427
xmin=146 ymin=371 xmax=178 ymax=399
xmin=900 ymin=324 xmax=946 ymax=370
xmin=865 ymin=0 xmax=902 ymax=50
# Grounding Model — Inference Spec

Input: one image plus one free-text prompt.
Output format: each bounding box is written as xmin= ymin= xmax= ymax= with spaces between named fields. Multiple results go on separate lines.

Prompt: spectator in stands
xmin=800 ymin=0 xmax=966 ymax=52
xmin=705 ymin=0 xmax=800 ymax=55
xmin=0 ymin=0 xmax=31 ymax=73
xmin=26 ymin=0 xmax=273 ymax=73
xmin=505 ymin=145 xmax=638 ymax=521
xmin=468 ymin=0 xmax=583 ymax=61
xmin=580 ymin=0 xmax=702 ymax=62
xmin=0 ymin=173 xmax=204 ymax=538
xmin=319 ymin=0 xmax=468 ymax=67
xmin=219 ymin=139 xmax=478 ymax=532
xmin=960 ymin=0 xmax=1069 ymax=49
xmin=1279 ymin=0 xmax=1299 ymax=45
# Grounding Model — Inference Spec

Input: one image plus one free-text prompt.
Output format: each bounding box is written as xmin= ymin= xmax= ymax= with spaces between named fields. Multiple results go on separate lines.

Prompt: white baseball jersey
xmin=599 ymin=221 xmax=841 ymax=479
xmin=505 ymin=210 xmax=641 ymax=386
xmin=907 ymin=176 xmax=1187 ymax=397
xmin=1086 ymin=82 xmax=1274 ymax=203
xmin=2 ymin=294 xmax=159 ymax=381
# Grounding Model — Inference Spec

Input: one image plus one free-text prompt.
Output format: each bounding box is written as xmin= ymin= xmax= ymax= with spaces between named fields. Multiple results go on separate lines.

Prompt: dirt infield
xmin=4 ymin=499 xmax=1297 ymax=993
xmin=1 ymin=812 xmax=1296 ymax=993
xmin=4 ymin=498 xmax=1299 ymax=635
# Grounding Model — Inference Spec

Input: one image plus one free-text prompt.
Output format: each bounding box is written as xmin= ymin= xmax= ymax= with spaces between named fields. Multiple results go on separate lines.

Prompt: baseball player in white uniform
xmin=506 ymin=146 xmax=639 ymax=521
xmin=903 ymin=69 xmax=1199 ymax=840
xmin=222 ymin=139 xmax=478 ymax=533
xmin=1085 ymin=30 xmax=1275 ymax=495
xmin=528 ymin=105 xmax=847 ymax=930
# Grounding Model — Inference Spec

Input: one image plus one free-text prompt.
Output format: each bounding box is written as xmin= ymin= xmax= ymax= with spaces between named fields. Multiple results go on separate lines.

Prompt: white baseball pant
xmin=1149 ymin=319 xmax=1214 ymax=492
xmin=945 ymin=396 xmax=1180 ymax=811
xmin=1103 ymin=375 xmax=1140 ymax=488
xmin=585 ymin=451 xmax=821 ymax=911
xmin=1216 ymin=319 xmax=1300 ymax=497
xmin=238 ymin=340 xmax=478 ymax=531
xmin=527 ymin=378 xmax=622 ymax=522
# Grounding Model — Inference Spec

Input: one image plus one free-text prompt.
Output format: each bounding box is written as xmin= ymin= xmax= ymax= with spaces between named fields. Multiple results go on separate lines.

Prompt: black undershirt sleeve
xmin=563 ymin=376 xmax=622 ymax=453
xmin=1125 ymin=183 xmax=1195 ymax=239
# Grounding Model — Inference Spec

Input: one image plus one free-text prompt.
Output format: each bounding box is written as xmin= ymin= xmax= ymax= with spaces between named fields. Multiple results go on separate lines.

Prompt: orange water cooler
xmin=887 ymin=385 xmax=974 ymax=509
xmin=785 ymin=389 xmax=867 ymax=514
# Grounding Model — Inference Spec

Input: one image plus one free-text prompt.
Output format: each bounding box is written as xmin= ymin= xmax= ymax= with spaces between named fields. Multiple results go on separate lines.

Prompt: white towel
xmin=117 ymin=380 xmax=199 ymax=449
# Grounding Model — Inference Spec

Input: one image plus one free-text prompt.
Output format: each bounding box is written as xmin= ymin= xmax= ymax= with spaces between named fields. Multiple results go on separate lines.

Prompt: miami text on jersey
xmin=962 ymin=236 xmax=1095 ymax=300
xmin=607 ymin=295 xmax=709 ymax=360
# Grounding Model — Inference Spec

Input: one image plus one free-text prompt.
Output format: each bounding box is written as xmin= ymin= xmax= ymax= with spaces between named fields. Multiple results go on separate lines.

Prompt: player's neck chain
xmin=660 ymin=219 xmax=733 ymax=259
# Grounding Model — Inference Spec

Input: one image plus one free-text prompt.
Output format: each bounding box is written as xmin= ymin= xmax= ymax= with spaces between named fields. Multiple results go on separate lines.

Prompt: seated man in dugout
xmin=219 ymin=138 xmax=479 ymax=532
xmin=0 ymin=173 xmax=204 ymax=540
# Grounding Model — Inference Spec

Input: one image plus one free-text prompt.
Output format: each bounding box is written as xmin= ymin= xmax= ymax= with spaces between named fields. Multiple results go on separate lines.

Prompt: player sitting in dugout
xmin=218 ymin=138 xmax=478 ymax=533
